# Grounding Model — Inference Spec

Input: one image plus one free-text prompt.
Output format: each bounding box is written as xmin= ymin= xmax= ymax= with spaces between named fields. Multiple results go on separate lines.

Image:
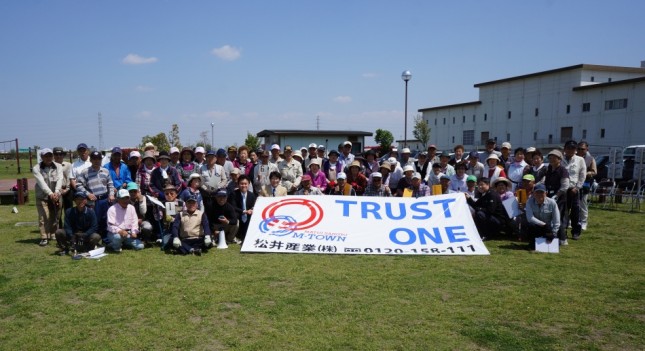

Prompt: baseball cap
xmin=467 ymin=175 xmax=477 ymax=182
xmin=501 ymin=142 xmax=511 ymax=150
xmin=40 ymin=148 xmax=53 ymax=156
xmin=186 ymin=195 xmax=199 ymax=203
xmin=157 ymin=151 xmax=170 ymax=160
xmin=301 ymin=174 xmax=312 ymax=181
xmin=526 ymin=147 xmax=536 ymax=153
xmin=284 ymin=145 xmax=293 ymax=152
xmin=387 ymin=157 xmax=397 ymax=164
xmin=317 ymin=145 xmax=326 ymax=151
xmin=129 ymin=151 xmax=141 ymax=159
xmin=53 ymin=147 xmax=65 ymax=154
xmin=564 ymin=140 xmax=578 ymax=149
xmin=216 ymin=148 xmax=227 ymax=157
xmin=371 ymin=172 xmax=383 ymax=178
xmin=194 ymin=146 xmax=206 ymax=154
xmin=271 ymin=144 xmax=281 ymax=151
xmin=534 ymin=184 xmax=547 ymax=192
xmin=308 ymin=143 xmax=317 ymax=149
xmin=215 ymin=189 xmax=228 ymax=197
xmin=486 ymin=138 xmax=496 ymax=144
xmin=343 ymin=141 xmax=352 ymax=147
xmin=522 ymin=174 xmax=536 ymax=181
xmin=126 ymin=182 xmax=139 ymax=191
xmin=469 ymin=151 xmax=479 ymax=159
xmin=227 ymin=146 xmax=237 ymax=152
xmin=230 ymin=168 xmax=241 ymax=175
xmin=403 ymin=165 xmax=415 ymax=173
xmin=90 ymin=151 xmax=102 ymax=159
xmin=412 ymin=172 xmax=421 ymax=180
xmin=111 ymin=147 xmax=122 ymax=154
xmin=117 ymin=189 xmax=130 ymax=199
xmin=427 ymin=144 xmax=437 ymax=149
xmin=76 ymin=143 xmax=88 ymax=151
xmin=73 ymin=191 xmax=87 ymax=199
xmin=440 ymin=174 xmax=451 ymax=180
xmin=170 ymin=147 xmax=180 ymax=154
xmin=401 ymin=148 xmax=411 ymax=154
xmin=548 ymin=149 xmax=563 ymax=160
xmin=337 ymin=172 xmax=347 ymax=180
xmin=292 ymin=153 xmax=303 ymax=160
xmin=328 ymin=149 xmax=340 ymax=156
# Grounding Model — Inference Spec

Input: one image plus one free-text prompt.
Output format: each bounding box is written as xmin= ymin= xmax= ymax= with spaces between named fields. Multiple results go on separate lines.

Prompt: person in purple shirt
xmin=305 ymin=158 xmax=328 ymax=192
xmin=104 ymin=147 xmax=132 ymax=190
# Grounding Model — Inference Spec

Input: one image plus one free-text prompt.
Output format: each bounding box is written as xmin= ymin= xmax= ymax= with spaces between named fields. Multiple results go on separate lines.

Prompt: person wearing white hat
xmin=269 ymin=144 xmax=283 ymax=166
xmin=543 ymin=149 xmax=571 ymax=246
xmin=278 ymin=146 xmax=303 ymax=194
xmin=339 ymin=141 xmax=355 ymax=166
xmin=179 ymin=173 xmax=204 ymax=211
xmin=500 ymin=142 xmax=513 ymax=172
xmin=483 ymin=153 xmax=507 ymax=185
xmin=193 ymin=146 xmax=206 ymax=169
xmin=305 ymin=158 xmax=328 ymax=192
xmin=325 ymin=172 xmax=356 ymax=196
xmin=363 ymin=171 xmax=391 ymax=197
xmin=34 ymin=148 xmax=64 ymax=246
xmin=169 ymin=147 xmax=181 ymax=167
xmin=406 ymin=172 xmax=430 ymax=198
xmin=396 ymin=165 xmax=416 ymax=196
xmin=107 ymin=189 xmax=144 ymax=252
xmin=387 ymin=157 xmax=404 ymax=189
xmin=399 ymin=148 xmax=414 ymax=168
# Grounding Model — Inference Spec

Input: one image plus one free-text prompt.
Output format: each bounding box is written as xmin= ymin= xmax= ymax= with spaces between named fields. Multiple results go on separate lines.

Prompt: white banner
xmin=241 ymin=194 xmax=489 ymax=255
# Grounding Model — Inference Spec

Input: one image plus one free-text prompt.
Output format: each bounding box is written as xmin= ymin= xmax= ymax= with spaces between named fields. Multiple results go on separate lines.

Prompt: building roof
xmin=572 ymin=76 xmax=645 ymax=91
xmin=256 ymin=129 xmax=373 ymax=137
xmin=418 ymin=101 xmax=481 ymax=113
xmin=474 ymin=64 xmax=645 ymax=88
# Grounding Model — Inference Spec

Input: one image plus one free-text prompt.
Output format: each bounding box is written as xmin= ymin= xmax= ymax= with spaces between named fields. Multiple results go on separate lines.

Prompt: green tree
xmin=374 ymin=129 xmax=394 ymax=157
xmin=168 ymin=124 xmax=182 ymax=149
xmin=140 ymin=132 xmax=171 ymax=151
xmin=412 ymin=114 xmax=431 ymax=149
xmin=244 ymin=132 xmax=261 ymax=151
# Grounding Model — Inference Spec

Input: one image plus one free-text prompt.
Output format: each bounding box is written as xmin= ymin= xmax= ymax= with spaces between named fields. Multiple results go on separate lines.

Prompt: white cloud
xmin=135 ymin=85 xmax=154 ymax=92
xmin=362 ymin=72 xmax=377 ymax=78
xmin=211 ymin=45 xmax=241 ymax=61
xmin=333 ymin=96 xmax=352 ymax=104
xmin=122 ymin=54 xmax=158 ymax=65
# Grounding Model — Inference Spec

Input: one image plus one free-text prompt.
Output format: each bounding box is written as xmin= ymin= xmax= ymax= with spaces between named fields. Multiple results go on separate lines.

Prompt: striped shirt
xmin=77 ymin=166 xmax=114 ymax=197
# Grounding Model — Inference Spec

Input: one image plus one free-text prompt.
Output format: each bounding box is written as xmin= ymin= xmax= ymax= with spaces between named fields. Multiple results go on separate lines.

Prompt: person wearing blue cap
xmin=55 ymin=191 xmax=101 ymax=255
xmin=70 ymin=143 xmax=91 ymax=193
xmin=104 ymin=146 xmax=133 ymax=190
xmin=525 ymin=184 xmax=560 ymax=250
xmin=170 ymin=195 xmax=212 ymax=255
xmin=150 ymin=151 xmax=182 ymax=202
xmin=33 ymin=148 xmax=64 ymax=246
xmin=214 ymin=148 xmax=235 ymax=178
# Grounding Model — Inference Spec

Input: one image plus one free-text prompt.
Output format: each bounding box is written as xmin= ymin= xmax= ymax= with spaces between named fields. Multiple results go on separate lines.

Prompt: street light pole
xmin=210 ymin=122 xmax=215 ymax=149
xmin=401 ymin=70 xmax=412 ymax=148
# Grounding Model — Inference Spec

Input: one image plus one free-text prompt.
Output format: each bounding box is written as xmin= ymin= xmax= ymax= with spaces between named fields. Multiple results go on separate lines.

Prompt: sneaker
xmin=193 ymin=248 xmax=202 ymax=256
xmin=572 ymin=234 xmax=581 ymax=240
xmin=39 ymin=239 xmax=48 ymax=246
xmin=155 ymin=238 xmax=162 ymax=245
xmin=57 ymin=249 xmax=68 ymax=256
xmin=581 ymin=223 xmax=588 ymax=231
xmin=559 ymin=239 xmax=569 ymax=246
xmin=233 ymin=238 xmax=242 ymax=245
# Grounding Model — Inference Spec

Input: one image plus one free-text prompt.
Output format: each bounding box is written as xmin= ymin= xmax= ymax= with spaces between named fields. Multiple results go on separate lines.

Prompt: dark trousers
xmin=238 ymin=218 xmax=250 ymax=242
xmin=564 ymin=189 xmax=581 ymax=237
xmin=178 ymin=237 xmax=204 ymax=254
xmin=92 ymin=198 xmax=110 ymax=240
xmin=474 ymin=210 xmax=503 ymax=238
xmin=55 ymin=230 xmax=102 ymax=252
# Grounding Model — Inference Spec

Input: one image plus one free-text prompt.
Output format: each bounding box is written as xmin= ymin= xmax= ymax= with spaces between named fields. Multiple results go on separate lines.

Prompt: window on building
xmin=434 ymin=118 xmax=437 ymax=125
xmin=535 ymin=108 xmax=539 ymax=117
xmin=582 ymin=129 xmax=587 ymax=139
xmin=561 ymin=127 xmax=573 ymax=143
xmin=480 ymin=131 xmax=489 ymax=145
xmin=608 ymin=78 xmax=612 ymax=82
xmin=506 ymin=133 xmax=510 ymax=141
xmin=452 ymin=116 xmax=455 ymax=124
xmin=507 ymin=111 xmax=511 ymax=119
xmin=462 ymin=115 xmax=465 ymax=123
xmin=591 ymin=76 xmax=595 ymax=82
xmin=582 ymin=102 xmax=591 ymax=112
xmin=533 ymin=131 xmax=537 ymax=141
xmin=604 ymin=98 xmax=628 ymax=110
xmin=463 ymin=130 xmax=474 ymax=145
xmin=566 ymin=104 xmax=571 ymax=114
xmin=484 ymin=113 xmax=487 ymax=121
xmin=473 ymin=114 xmax=476 ymax=122
xmin=548 ymin=134 xmax=553 ymax=143
xmin=600 ymin=129 xmax=605 ymax=138
xmin=452 ymin=136 xmax=455 ymax=143
xmin=443 ymin=118 xmax=446 ymax=125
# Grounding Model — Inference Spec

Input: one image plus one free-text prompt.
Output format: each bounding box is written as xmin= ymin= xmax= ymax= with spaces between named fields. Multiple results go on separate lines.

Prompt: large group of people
xmin=32 ymin=137 xmax=597 ymax=255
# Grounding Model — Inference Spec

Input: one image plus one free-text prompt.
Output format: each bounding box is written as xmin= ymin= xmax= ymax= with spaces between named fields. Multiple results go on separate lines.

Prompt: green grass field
xmin=0 ymin=201 xmax=643 ymax=350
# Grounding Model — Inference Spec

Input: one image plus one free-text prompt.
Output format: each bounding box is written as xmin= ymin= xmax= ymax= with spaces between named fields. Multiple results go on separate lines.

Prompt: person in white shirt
xmin=561 ymin=140 xmax=586 ymax=240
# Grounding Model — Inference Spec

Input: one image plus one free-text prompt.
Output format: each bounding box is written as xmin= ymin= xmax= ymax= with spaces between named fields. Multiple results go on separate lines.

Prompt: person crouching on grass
xmin=171 ymin=195 xmax=212 ymax=255
xmin=55 ymin=191 xmax=101 ymax=255
xmin=525 ymin=184 xmax=560 ymax=250
xmin=325 ymin=172 xmax=356 ymax=196
xmin=107 ymin=189 xmax=144 ymax=252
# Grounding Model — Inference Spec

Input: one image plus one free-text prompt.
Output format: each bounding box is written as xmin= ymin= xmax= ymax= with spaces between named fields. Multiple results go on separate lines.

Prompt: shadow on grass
xmin=15 ymin=238 xmax=40 ymax=245
xmin=497 ymin=243 xmax=531 ymax=251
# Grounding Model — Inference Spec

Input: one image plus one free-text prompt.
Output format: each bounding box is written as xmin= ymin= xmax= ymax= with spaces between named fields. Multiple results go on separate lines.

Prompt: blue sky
xmin=1 ymin=0 xmax=643 ymax=151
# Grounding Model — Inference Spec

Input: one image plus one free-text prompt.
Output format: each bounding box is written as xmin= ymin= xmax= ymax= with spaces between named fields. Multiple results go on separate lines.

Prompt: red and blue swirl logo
xmin=259 ymin=198 xmax=324 ymax=236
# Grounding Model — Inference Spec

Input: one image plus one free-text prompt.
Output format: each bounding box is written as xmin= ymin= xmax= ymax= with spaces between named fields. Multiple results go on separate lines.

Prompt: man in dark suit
xmin=466 ymin=177 xmax=510 ymax=240
xmin=228 ymin=175 xmax=257 ymax=243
